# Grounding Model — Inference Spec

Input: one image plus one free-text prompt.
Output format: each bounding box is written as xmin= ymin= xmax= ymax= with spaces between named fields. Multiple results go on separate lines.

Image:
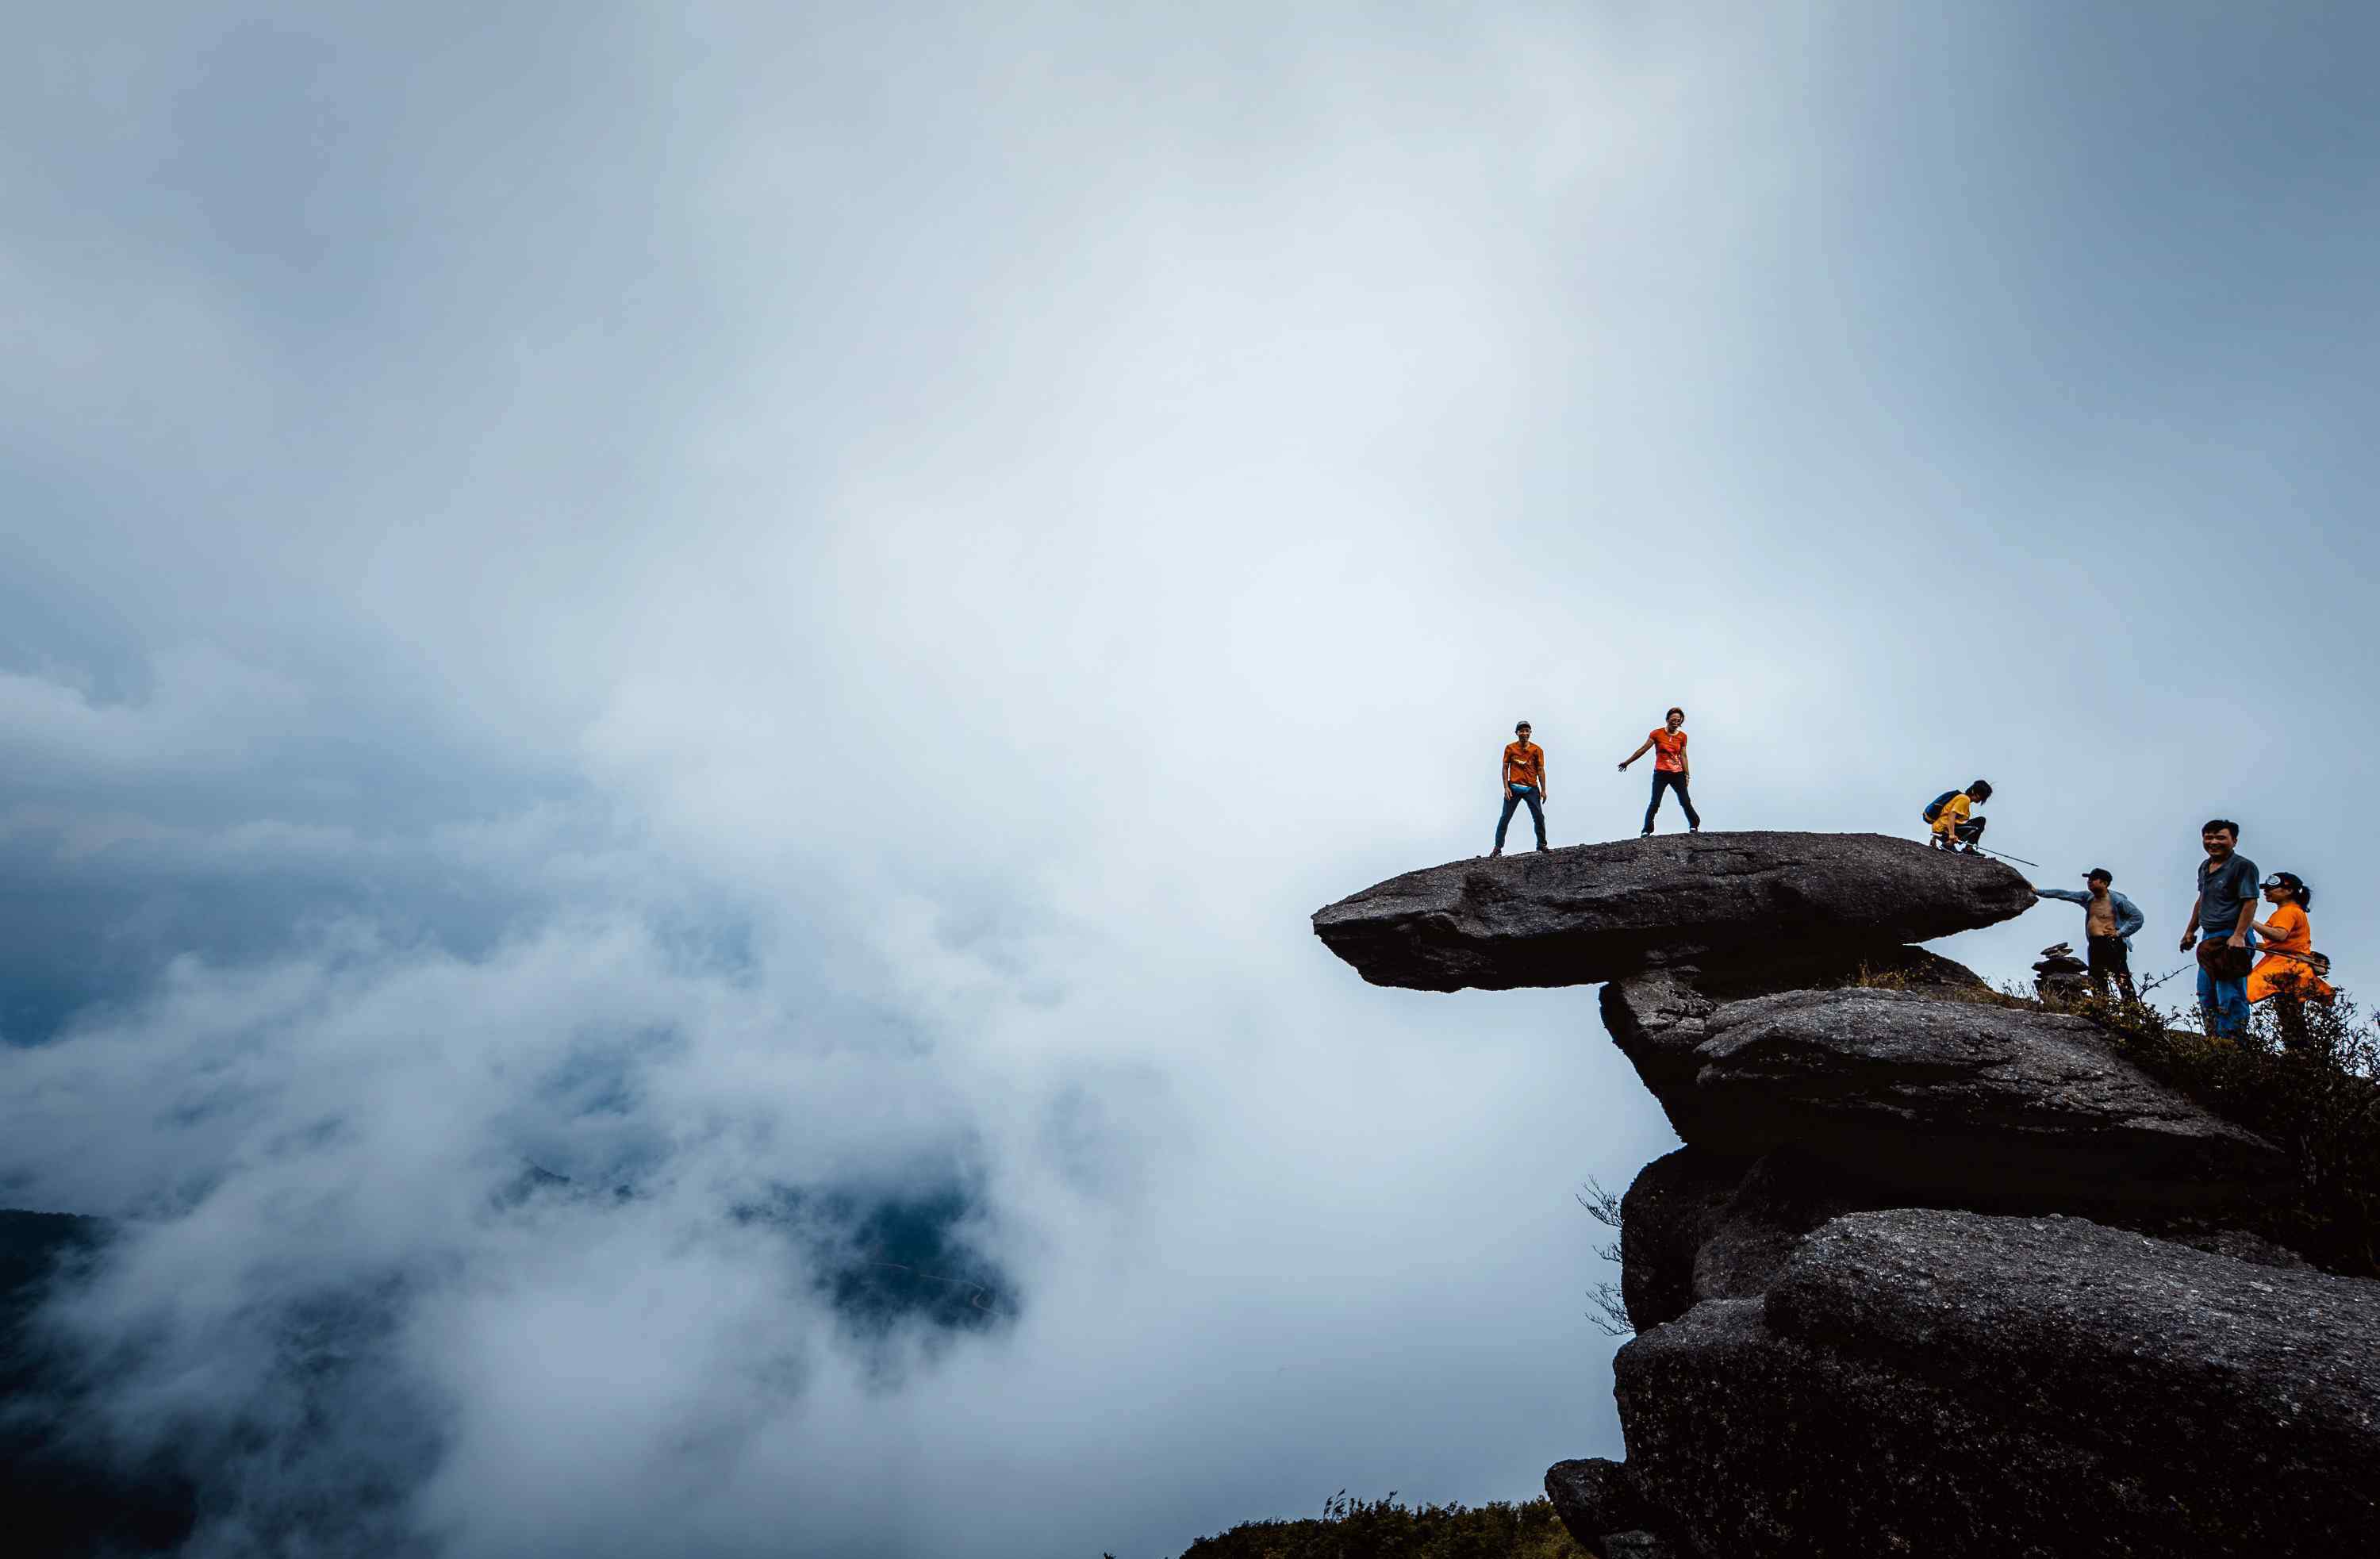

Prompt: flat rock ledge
xmin=1311 ymin=831 xmax=2033 ymax=991
xmin=1610 ymin=1210 xmax=2380 ymax=1559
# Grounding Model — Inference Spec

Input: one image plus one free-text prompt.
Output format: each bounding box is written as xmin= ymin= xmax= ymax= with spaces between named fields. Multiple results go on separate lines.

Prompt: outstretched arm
xmin=2034 ymin=887 xmax=2090 ymax=905
xmin=1618 ymin=738 xmax=1653 ymax=770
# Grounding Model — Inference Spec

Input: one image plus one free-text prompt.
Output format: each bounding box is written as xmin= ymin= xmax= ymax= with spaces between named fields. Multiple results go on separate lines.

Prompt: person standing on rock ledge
xmin=2033 ymin=869 xmax=2142 ymax=1000
xmin=2181 ymin=818 xmax=2259 ymax=1039
xmin=1491 ymin=720 xmax=1550 ymax=857
xmin=1618 ymin=707 xmax=1699 ymax=837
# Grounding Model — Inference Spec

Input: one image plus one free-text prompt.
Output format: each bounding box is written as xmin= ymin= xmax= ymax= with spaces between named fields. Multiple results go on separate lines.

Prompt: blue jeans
xmin=1644 ymin=770 xmax=1699 ymax=833
xmin=1495 ymin=784 xmax=1545 ymax=850
xmin=2198 ymin=927 xmax=2258 ymax=1037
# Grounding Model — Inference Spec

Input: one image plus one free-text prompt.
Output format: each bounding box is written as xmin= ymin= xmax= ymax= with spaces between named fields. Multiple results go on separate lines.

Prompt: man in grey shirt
xmin=2181 ymin=817 xmax=2258 ymax=1039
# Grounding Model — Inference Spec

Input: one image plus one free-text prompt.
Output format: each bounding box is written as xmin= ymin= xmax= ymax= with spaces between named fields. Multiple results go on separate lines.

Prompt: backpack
xmin=1922 ymin=790 xmax=1962 ymax=824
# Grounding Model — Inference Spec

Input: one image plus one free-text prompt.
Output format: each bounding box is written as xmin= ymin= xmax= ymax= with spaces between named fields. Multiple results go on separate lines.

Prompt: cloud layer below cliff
xmin=5 ymin=3 xmax=2376 ymax=1554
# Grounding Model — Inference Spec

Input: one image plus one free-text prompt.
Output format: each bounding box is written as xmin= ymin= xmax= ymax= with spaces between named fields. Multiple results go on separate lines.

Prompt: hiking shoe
xmin=1640 ymin=830 xmax=1653 ymax=839
xmin=1489 ymin=847 xmax=1503 ymax=858
xmin=1536 ymin=842 xmax=1551 ymax=852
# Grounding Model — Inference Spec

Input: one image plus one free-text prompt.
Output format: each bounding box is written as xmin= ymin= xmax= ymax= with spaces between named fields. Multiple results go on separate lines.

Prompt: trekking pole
xmin=1975 ymin=846 xmax=2042 ymax=870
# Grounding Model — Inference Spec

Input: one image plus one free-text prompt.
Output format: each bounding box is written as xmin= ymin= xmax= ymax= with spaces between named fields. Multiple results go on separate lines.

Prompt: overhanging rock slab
xmin=1312 ymin=831 xmax=2033 ymax=992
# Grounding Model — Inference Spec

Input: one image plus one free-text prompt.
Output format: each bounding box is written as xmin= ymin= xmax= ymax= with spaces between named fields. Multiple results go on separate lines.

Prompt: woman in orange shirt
xmin=2248 ymin=872 xmax=2333 ymax=1050
xmin=1619 ymin=707 xmax=1699 ymax=837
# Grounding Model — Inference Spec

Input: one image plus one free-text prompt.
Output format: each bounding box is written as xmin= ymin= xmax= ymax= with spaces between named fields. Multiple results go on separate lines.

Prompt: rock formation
xmin=1636 ymin=987 xmax=2288 ymax=1209
xmin=1617 ymin=1212 xmax=2380 ymax=1558
xmin=1310 ymin=831 xmax=2036 ymax=992
xmin=1313 ymin=831 xmax=2380 ymax=1557
xmin=2033 ymin=939 xmax=2091 ymax=1002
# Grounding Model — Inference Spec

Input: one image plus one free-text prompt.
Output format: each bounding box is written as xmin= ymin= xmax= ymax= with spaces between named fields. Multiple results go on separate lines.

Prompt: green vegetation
xmin=1166 ymin=1492 xmax=1587 ymax=1559
xmin=1574 ymin=1177 xmax=1631 ymax=1338
xmin=2079 ymin=989 xmax=2380 ymax=1277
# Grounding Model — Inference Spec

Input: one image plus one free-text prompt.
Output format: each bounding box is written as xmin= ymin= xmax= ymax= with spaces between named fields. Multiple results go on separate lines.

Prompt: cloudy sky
xmin=3 ymin=2 xmax=2374 ymax=1554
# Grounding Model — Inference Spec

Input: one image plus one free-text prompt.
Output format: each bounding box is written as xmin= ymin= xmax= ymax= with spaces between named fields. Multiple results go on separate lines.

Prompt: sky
xmin=2 ymin=2 xmax=2376 ymax=1554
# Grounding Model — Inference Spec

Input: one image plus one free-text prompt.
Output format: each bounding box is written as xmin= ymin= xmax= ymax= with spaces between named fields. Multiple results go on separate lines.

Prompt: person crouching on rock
xmin=2033 ymin=868 xmax=2142 ymax=1001
xmin=2181 ymin=818 xmax=2259 ymax=1040
xmin=1492 ymin=720 xmax=1550 ymax=857
xmin=2248 ymin=872 xmax=2334 ymax=1051
xmin=1923 ymin=780 xmax=1992 ymax=852
xmin=1619 ymin=707 xmax=1700 ymax=837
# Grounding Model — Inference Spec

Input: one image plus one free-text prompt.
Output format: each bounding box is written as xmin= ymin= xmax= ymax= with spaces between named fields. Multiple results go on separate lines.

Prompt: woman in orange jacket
xmin=2248 ymin=871 xmax=2334 ymax=1050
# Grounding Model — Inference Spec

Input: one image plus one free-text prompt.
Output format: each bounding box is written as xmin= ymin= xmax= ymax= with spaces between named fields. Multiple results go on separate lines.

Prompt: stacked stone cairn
xmin=2033 ymin=939 xmax=2091 ymax=1002
xmin=1313 ymin=831 xmax=2379 ymax=1559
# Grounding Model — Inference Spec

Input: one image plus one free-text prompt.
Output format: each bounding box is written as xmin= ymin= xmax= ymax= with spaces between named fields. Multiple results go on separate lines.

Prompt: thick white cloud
xmin=4 ymin=2 xmax=2377 ymax=1555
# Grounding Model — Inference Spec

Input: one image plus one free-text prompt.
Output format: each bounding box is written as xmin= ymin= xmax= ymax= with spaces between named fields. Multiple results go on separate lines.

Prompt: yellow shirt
xmin=1927 ymin=793 xmax=1971 ymax=838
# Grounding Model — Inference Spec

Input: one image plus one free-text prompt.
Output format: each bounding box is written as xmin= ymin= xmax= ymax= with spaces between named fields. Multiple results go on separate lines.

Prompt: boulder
xmin=1619 ymin=1147 xmax=1881 ymax=1332
xmin=1670 ymin=989 xmax=2288 ymax=1208
xmin=1600 ymin=948 xmax=1985 ymax=1139
xmin=1688 ymin=1152 xmax=1881 ymax=1312
xmin=1311 ymin=832 xmax=2033 ymax=992
xmin=1543 ymin=1459 xmax=1664 ymax=1558
xmin=1599 ymin=970 xmax=1718 ymax=1128
xmin=1617 ymin=1147 xmax=1747 ymax=1333
xmin=1614 ymin=1210 xmax=2380 ymax=1558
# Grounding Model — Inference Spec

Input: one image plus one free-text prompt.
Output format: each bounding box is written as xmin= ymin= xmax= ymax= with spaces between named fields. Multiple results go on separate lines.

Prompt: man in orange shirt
xmin=1618 ymin=706 xmax=1699 ymax=837
xmin=1492 ymin=720 xmax=1550 ymax=856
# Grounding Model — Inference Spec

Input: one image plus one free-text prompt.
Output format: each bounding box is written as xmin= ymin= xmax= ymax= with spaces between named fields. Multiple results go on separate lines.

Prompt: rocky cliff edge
xmin=1314 ymin=831 xmax=2374 ymax=1558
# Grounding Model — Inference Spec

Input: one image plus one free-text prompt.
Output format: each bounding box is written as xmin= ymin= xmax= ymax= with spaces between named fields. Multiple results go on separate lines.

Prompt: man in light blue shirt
xmin=2034 ymin=867 xmax=2143 ymax=1001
